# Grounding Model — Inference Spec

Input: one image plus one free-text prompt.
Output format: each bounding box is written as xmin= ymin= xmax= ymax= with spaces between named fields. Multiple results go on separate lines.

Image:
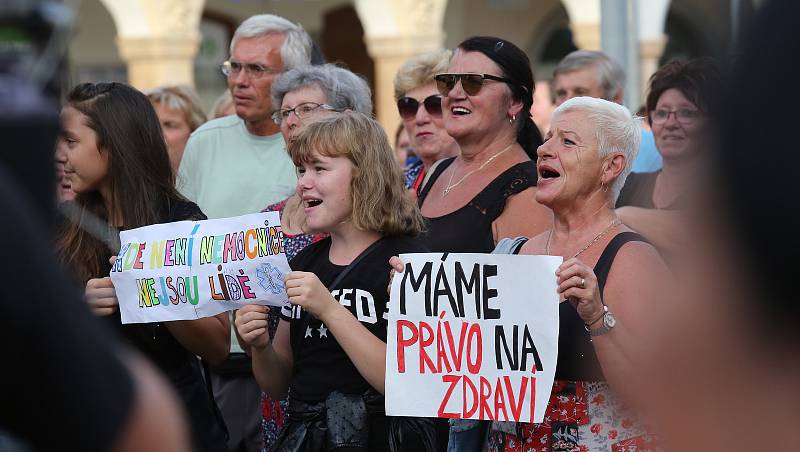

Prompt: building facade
xmin=68 ymin=0 xmax=748 ymax=131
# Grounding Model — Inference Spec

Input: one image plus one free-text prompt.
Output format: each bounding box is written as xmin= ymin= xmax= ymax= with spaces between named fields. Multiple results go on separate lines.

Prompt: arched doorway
xmin=321 ymin=5 xmax=375 ymax=114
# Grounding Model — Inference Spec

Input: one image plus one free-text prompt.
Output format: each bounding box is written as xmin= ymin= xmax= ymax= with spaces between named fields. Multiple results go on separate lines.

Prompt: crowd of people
xmin=7 ymin=2 xmax=796 ymax=451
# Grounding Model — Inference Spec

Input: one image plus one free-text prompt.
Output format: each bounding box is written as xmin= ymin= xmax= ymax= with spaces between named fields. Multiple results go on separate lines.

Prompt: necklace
xmin=545 ymin=218 xmax=622 ymax=258
xmin=442 ymin=143 xmax=514 ymax=197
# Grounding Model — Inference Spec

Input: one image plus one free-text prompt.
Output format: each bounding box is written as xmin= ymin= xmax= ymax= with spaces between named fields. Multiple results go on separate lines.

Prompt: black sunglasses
xmin=434 ymin=73 xmax=519 ymax=96
xmin=396 ymin=95 xmax=442 ymax=120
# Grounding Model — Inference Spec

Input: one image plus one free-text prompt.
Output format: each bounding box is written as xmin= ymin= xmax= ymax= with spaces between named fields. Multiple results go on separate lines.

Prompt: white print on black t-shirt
xmin=283 ymin=288 xmax=379 ymax=325
xmin=304 ymin=324 xmax=329 ymax=338
xmin=331 ymin=288 xmax=377 ymax=324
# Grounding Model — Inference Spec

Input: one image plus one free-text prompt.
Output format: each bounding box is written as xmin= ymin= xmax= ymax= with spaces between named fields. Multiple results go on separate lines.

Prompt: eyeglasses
xmin=434 ymin=73 xmax=519 ymax=96
xmin=651 ymin=108 xmax=702 ymax=125
xmin=220 ymin=60 xmax=279 ymax=79
xmin=272 ymin=102 xmax=341 ymax=125
xmin=396 ymin=95 xmax=442 ymax=120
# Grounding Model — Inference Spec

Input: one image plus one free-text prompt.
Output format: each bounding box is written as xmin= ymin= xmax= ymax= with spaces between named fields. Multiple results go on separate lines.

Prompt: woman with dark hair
xmin=406 ymin=35 xmax=551 ymax=451
xmin=615 ymin=58 xmax=723 ymax=255
xmin=417 ymin=36 xmax=551 ymax=256
xmin=56 ymin=82 xmax=230 ymax=452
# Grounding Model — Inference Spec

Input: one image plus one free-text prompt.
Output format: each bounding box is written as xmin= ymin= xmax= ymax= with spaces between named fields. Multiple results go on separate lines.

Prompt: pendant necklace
xmin=442 ymin=143 xmax=514 ymax=197
xmin=545 ymin=218 xmax=622 ymax=258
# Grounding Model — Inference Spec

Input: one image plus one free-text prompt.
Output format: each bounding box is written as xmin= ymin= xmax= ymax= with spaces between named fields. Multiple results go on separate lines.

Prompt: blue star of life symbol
xmin=256 ymin=263 xmax=285 ymax=295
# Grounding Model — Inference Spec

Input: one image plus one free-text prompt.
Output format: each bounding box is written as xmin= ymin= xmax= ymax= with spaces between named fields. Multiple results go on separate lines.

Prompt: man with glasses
xmin=177 ymin=14 xmax=311 ymax=219
xmin=176 ymin=14 xmax=312 ymax=452
xmin=552 ymin=50 xmax=662 ymax=173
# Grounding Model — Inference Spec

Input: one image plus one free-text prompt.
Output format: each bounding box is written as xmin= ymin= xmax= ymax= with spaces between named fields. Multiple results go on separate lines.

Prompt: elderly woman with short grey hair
xmin=271 ymin=63 xmax=372 ymax=146
xmin=472 ymin=97 xmax=669 ymax=451
xmin=265 ymin=63 xmax=372 ymax=238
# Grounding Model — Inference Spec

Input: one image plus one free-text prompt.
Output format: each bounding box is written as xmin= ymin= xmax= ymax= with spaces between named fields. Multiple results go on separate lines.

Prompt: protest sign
xmin=386 ymin=252 xmax=561 ymax=424
xmin=110 ymin=212 xmax=291 ymax=324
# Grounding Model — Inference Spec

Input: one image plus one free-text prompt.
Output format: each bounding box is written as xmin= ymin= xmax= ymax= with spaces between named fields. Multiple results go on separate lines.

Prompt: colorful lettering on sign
xmin=208 ymin=265 xmax=257 ymax=301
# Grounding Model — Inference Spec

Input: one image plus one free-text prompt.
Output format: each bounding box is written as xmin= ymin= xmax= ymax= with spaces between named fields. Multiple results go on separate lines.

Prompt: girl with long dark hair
xmin=56 ymin=82 xmax=230 ymax=452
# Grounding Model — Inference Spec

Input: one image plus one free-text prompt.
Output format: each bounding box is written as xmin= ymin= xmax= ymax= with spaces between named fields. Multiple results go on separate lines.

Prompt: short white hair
xmin=230 ymin=14 xmax=312 ymax=71
xmin=551 ymin=96 xmax=640 ymax=203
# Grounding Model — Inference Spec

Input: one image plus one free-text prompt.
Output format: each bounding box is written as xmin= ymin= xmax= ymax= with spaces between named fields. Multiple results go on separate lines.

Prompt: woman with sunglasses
xmin=401 ymin=36 xmax=550 ymax=450
xmin=615 ymin=58 xmax=722 ymax=256
xmin=394 ymin=49 xmax=461 ymax=195
xmin=416 ymin=36 xmax=551 ymax=253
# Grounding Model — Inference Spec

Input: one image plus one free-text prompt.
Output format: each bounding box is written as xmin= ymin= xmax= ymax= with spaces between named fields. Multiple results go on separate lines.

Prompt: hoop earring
xmin=601 ymin=181 xmax=609 ymax=193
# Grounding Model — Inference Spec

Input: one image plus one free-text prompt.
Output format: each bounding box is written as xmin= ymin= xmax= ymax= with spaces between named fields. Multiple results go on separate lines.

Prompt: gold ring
xmin=580 ymin=278 xmax=586 ymax=289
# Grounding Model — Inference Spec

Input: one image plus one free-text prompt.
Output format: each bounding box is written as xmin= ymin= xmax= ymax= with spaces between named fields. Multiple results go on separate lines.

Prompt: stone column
xmin=99 ymin=0 xmax=205 ymax=90
xmin=639 ymin=37 xmax=666 ymax=96
xmin=354 ymin=0 xmax=448 ymax=133
xmin=561 ymin=0 xmax=602 ymax=50
xmin=637 ymin=0 xmax=670 ymax=99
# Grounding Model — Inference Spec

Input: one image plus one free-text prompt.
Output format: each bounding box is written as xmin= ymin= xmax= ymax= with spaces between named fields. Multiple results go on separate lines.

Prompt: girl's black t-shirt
xmin=281 ymin=235 xmax=427 ymax=402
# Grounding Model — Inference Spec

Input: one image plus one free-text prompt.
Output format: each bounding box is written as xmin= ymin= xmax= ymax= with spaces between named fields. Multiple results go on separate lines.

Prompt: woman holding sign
xmin=235 ymin=112 xmax=438 ymax=451
xmin=55 ymin=82 xmax=230 ymax=452
xmin=261 ymin=62 xmax=373 ymax=448
xmin=480 ymin=97 xmax=669 ymax=450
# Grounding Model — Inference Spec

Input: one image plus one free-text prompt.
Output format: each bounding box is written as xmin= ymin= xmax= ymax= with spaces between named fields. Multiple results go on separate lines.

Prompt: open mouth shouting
xmin=303 ymin=197 xmax=323 ymax=210
xmin=538 ymin=164 xmax=561 ymax=183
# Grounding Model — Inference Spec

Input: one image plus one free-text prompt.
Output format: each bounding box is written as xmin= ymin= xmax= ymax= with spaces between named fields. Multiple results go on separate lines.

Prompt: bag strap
xmin=327 ymin=237 xmax=385 ymax=290
xmin=493 ymin=236 xmax=529 ymax=255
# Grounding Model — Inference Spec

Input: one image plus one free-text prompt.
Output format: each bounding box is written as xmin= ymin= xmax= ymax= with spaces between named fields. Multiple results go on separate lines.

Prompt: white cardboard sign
xmin=110 ymin=212 xmax=291 ymax=324
xmin=386 ymin=252 xmax=561 ymax=424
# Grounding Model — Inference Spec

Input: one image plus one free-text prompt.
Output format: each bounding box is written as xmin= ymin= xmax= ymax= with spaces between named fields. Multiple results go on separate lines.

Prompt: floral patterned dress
xmin=487 ymin=380 xmax=659 ymax=452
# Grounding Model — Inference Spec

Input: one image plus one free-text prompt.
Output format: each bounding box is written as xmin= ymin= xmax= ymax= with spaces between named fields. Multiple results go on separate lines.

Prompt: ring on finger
xmin=579 ymin=278 xmax=586 ymax=289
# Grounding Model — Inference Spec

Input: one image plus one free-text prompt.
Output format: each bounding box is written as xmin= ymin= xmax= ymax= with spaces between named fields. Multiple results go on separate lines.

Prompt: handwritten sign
xmin=110 ymin=212 xmax=291 ymax=324
xmin=385 ymin=252 xmax=561 ymax=424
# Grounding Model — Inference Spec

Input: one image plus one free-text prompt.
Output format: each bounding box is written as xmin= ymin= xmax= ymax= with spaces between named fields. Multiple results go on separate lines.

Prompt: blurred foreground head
xmin=643 ymin=1 xmax=800 ymax=450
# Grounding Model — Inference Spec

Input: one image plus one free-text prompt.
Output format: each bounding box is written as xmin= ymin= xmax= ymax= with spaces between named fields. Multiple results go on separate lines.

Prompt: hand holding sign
xmin=556 ymin=258 xmax=604 ymax=323
xmin=387 ymin=255 xmax=404 ymax=294
xmin=285 ymin=271 xmax=339 ymax=320
xmin=85 ymin=277 xmax=118 ymax=316
xmin=235 ymin=304 xmax=270 ymax=350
